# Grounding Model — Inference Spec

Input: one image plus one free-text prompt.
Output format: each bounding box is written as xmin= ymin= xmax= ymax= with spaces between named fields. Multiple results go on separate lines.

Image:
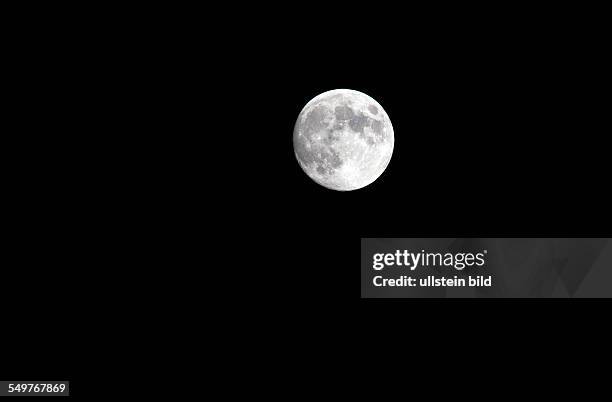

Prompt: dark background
xmin=245 ymin=21 xmax=611 ymax=298
xmin=3 ymin=4 xmax=610 ymax=396
xmin=265 ymin=36 xmax=610 ymax=239
xmin=244 ymin=14 xmax=611 ymax=391
xmin=234 ymin=21 xmax=612 ymax=393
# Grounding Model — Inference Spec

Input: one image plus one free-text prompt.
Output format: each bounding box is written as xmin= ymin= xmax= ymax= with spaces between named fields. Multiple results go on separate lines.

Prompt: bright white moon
xmin=293 ymin=89 xmax=394 ymax=191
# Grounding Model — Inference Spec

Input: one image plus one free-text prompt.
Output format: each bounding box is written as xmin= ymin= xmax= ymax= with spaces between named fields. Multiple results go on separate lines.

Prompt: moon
xmin=293 ymin=89 xmax=394 ymax=191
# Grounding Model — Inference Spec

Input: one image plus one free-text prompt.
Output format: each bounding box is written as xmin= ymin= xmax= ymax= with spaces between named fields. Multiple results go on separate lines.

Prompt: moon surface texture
xmin=293 ymin=89 xmax=394 ymax=191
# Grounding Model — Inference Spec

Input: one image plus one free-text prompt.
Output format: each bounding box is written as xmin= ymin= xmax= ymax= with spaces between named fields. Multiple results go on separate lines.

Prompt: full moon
xmin=293 ymin=89 xmax=394 ymax=191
